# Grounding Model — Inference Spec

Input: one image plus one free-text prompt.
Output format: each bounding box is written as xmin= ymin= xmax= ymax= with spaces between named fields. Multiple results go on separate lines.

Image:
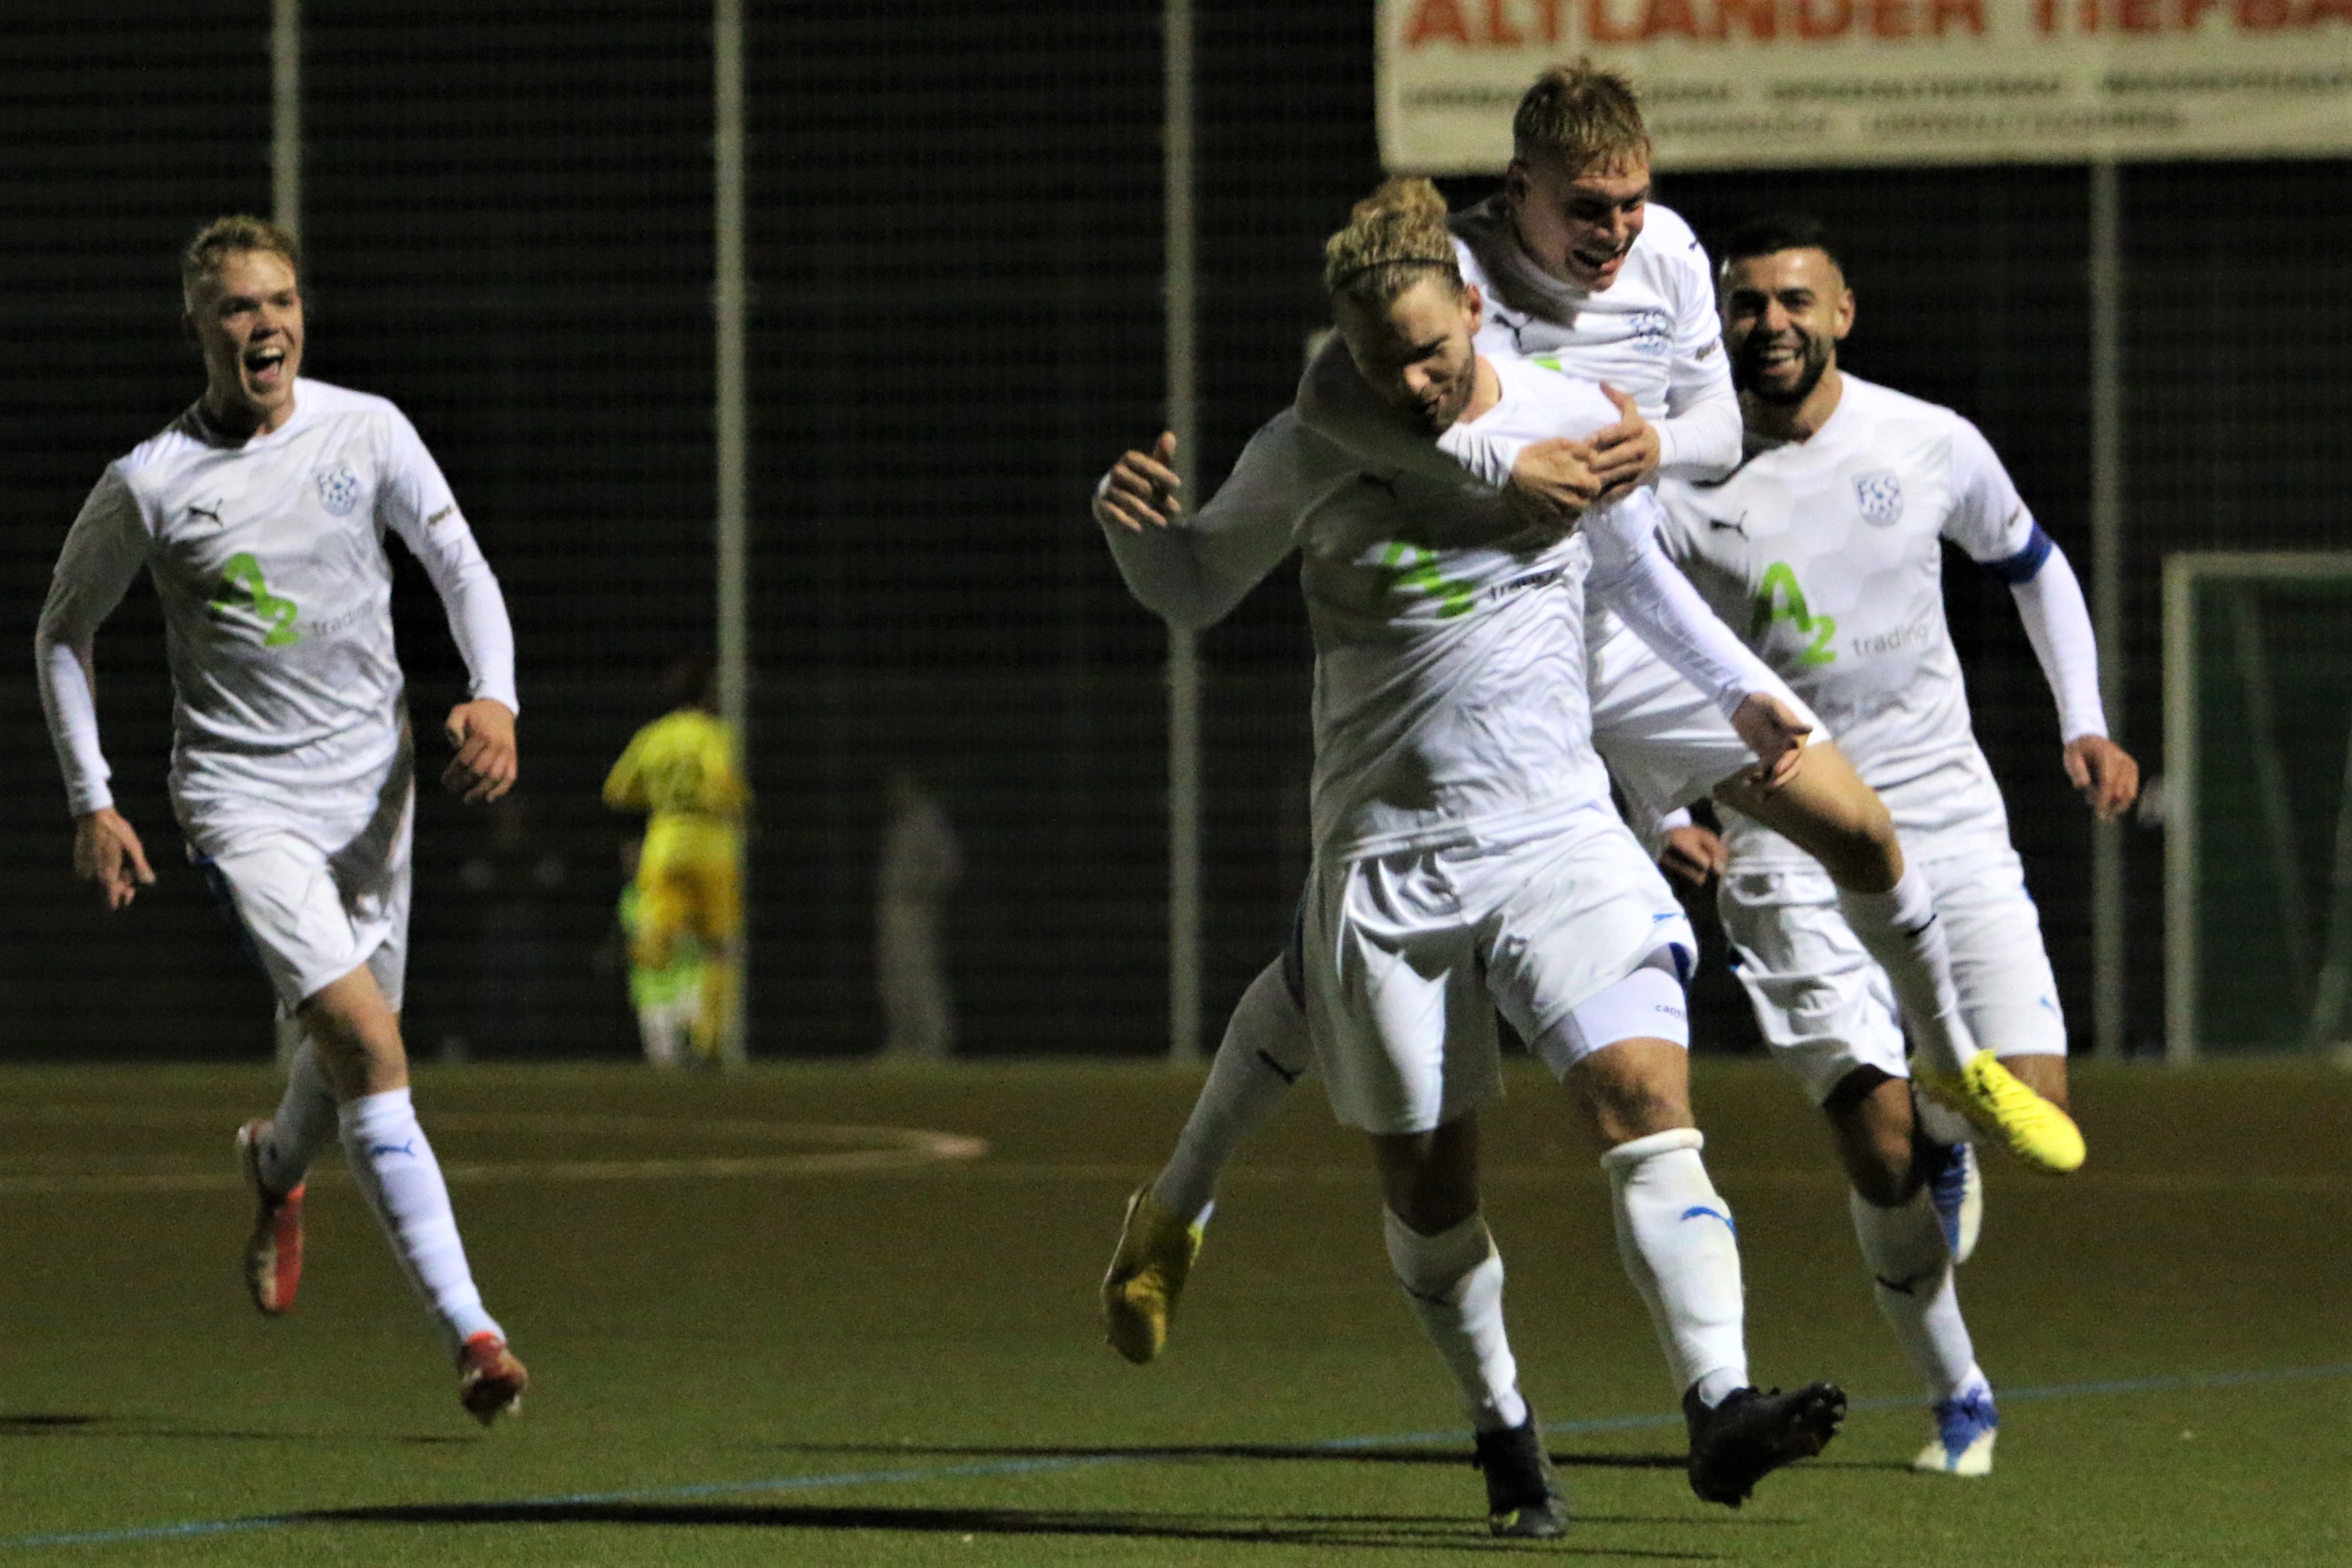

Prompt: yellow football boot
xmin=1100 ymin=1186 xmax=1204 ymax=1365
xmin=1920 ymin=1050 xmax=2085 ymax=1175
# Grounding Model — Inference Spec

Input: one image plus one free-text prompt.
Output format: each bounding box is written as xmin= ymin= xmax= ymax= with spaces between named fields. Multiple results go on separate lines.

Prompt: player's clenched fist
xmin=2062 ymin=734 xmax=2139 ymax=824
xmin=443 ymin=698 xmax=519 ymax=804
xmin=1094 ymin=431 xmax=1183 ymax=534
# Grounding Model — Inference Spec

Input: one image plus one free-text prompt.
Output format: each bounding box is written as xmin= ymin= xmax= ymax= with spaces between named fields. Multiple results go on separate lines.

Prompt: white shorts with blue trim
xmin=1718 ymin=840 xmax=2066 ymax=1106
xmin=189 ymin=741 xmax=416 ymax=1014
xmin=1301 ymin=805 xmax=1695 ymax=1135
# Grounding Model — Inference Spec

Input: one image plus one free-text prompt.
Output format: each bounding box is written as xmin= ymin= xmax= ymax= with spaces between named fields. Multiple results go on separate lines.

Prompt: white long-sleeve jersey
xmin=1654 ymin=374 xmax=2107 ymax=866
xmin=35 ymin=379 xmax=517 ymax=833
xmin=1103 ymin=355 xmax=1778 ymax=859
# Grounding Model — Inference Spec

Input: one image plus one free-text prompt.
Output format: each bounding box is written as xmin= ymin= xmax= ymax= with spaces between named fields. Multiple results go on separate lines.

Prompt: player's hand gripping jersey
xmin=1104 ymin=356 xmax=1783 ymax=859
xmin=1299 ymin=200 xmax=1742 ymax=492
xmin=1654 ymin=376 xmax=2082 ymax=864
xmin=36 ymin=379 xmax=516 ymax=834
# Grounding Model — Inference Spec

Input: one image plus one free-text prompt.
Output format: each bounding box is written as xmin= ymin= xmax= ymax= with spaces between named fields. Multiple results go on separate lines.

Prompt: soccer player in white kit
xmin=1648 ymin=215 xmax=2139 ymax=1476
xmin=34 ymin=217 xmax=530 ymax=1425
xmin=1096 ymin=179 xmax=1845 ymax=1535
xmin=1103 ymin=61 xmax=2080 ymax=1372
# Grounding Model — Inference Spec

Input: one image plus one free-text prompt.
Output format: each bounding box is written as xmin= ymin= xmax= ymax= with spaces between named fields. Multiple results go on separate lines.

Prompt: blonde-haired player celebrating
xmin=602 ymin=654 xmax=749 ymax=1068
xmin=1103 ymin=63 xmax=2080 ymax=1385
xmin=1650 ymin=213 xmax=2139 ymax=1476
xmin=35 ymin=216 xmax=528 ymax=1423
xmin=1096 ymin=177 xmax=1844 ymax=1535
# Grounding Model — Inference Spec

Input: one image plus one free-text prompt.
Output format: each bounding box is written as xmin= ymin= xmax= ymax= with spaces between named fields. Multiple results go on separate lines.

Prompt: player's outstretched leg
xmin=1720 ymin=756 xmax=2083 ymax=1174
xmin=1849 ymin=1186 xmax=1996 ymax=1475
xmin=338 ymin=1093 xmax=502 ymax=1337
xmin=1102 ymin=958 xmax=1309 ymax=1362
xmin=1384 ymin=1207 xmax=1563 ymax=1537
xmin=305 ymin=967 xmax=525 ymax=1423
xmin=1601 ymin=1129 xmax=1748 ymax=1409
xmin=1371 ymin=1114 xmax=1564 ymax=1538
xmin=234 ymin=1035 xmax=339 ymax=1316
xmin=1600 ymin=1124 xmax=1845 ymax=1507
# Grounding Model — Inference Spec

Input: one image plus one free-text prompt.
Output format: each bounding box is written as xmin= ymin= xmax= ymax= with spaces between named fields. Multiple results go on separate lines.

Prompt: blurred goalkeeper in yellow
xmin=602 ymin=655 xmax=748 ymax=1066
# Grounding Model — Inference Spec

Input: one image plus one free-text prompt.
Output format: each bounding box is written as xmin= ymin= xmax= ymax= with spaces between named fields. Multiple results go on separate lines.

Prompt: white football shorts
xmin=1587 ymin=616 xmax=1827 ymax=852
xmin=1301 ymin=804 xmax=1695 ymax=1135
xmin=1716 ymin=840 xmax=2066 ymax=1105
xmin=191 ymin=741 xmax=416 ymax=1014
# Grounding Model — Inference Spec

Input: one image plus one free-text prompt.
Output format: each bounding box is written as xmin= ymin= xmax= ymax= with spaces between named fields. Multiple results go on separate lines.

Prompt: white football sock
xmin=1837 ymin=867 xmax=1978 ymax=1078
xmin=340 ymin=1089 xmax=500 ymax=1354
xmin=1603 ymin=1129 xmax=1748 ymax=1407
xmin=1383 ymin=1208 xmax=1528 ymax=1433
xmin=258 ymin=1038 xmax=339 ymax=1196
xmin=1912 ymin=1082 xmax=1975 ymax=1149
xmin=1150 ymin=960 xmax=1310 ymax=1222
xmin=1849 ymin=1187 xmax=1984 ymax=1402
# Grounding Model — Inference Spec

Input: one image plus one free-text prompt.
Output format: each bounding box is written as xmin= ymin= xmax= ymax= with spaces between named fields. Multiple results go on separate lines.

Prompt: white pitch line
xmin=0 ymin=1121 xmax=987 ymax=1197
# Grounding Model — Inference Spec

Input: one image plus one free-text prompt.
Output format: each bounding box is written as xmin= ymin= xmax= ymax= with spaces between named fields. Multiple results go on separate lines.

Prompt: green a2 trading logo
xmin=1379 ymin=540 xmax=1476 ymax=620
xmin=1750 ymin=562 xmax=1835 ymax=666
xmin=208 ymin=553 xmax=299 ymax=647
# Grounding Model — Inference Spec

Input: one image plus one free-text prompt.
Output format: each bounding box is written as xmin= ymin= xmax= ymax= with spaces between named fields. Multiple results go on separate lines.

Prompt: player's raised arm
xmin=1946 ymin=421 xmax=2139 ymax=822
xmin=1095 ymin=419 xmax=1304 ymax=632
xmin=36 ymin=468 xmax=159 ymax=908
xmin=1094 ymin=431 xmax=1185 ymax=532
xmin=376 ymin=409 xmax=520 ymax=804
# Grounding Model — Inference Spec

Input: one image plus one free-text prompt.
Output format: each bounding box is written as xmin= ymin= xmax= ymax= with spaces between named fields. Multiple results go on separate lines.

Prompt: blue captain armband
xmin=1981 ymin=524 xmax=2054 ymax=585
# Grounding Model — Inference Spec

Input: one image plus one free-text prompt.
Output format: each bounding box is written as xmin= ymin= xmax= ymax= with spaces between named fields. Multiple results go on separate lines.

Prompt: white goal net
xmin=2165 ymin=553 xmax=2352 ymax=1059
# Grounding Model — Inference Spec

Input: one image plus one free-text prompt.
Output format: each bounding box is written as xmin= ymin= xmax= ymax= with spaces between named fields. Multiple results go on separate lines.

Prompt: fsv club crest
xmin=1853 ymin=470 xmax=1903 ymax=527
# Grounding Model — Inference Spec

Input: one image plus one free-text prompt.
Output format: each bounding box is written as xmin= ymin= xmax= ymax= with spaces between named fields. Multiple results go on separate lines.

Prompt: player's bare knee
xmin=298 ymin=968 xmax=411 ymax=1098
xmin=1370 ymin=1121 xmax=1480 ymax=1234
xmin=1568 ymin=1042 xmax=1694 ymax=1148
xmin=1802 ymin=792 xmax=1898 ymax=892
xmin=1825 ymin=1067 xmax=1919 ymax=1206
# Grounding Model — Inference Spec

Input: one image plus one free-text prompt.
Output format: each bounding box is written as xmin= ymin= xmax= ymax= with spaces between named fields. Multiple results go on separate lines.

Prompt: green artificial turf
xmin=0 ymin=1058 xmax=2344 ymax=1565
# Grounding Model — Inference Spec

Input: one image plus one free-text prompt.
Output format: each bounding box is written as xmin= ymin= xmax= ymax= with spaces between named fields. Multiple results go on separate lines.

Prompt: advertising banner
xmin=1379 ymin=0 xmax=2352 ymax=169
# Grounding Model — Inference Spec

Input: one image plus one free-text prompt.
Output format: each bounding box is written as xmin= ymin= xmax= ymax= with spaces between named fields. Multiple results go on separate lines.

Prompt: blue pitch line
xmin=9 ymin=1363 xmax=2348 ymax=1552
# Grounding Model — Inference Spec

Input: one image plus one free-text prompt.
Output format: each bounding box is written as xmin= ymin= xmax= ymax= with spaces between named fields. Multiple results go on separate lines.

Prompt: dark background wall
xmin=5 ymin=4 xmax=2346 ymax=1062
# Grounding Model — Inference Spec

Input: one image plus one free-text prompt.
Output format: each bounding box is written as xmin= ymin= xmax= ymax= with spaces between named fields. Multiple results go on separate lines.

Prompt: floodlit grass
xmin=0 ymin=1057 xmax=2343 ymax=1565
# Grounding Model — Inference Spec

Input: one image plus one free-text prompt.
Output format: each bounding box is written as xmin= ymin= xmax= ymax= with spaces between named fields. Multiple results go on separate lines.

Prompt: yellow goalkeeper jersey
xmin=602 ymin=708 xmax=749 ymax=820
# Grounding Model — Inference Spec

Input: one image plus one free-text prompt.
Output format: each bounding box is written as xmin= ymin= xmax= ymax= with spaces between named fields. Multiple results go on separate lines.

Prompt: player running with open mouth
xmin=36 ymin=216 xmax=529 ymax=1425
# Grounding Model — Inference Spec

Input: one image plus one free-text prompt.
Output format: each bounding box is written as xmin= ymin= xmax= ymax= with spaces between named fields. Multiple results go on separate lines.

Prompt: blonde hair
xmin=1322 ymin=178 xmax=1462 ymax=309
xmin=181 ymin=215 xmax=301 ymax=308
xmin=1512 ymin=60 xmax=1651 ymax=173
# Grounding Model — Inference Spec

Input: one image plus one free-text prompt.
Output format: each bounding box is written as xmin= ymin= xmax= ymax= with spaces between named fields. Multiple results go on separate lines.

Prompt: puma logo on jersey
xmin=1708 ymin=514 xmax=1748 ymax=536
xmin=186 ymin=499 xmax=226 ymax=525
